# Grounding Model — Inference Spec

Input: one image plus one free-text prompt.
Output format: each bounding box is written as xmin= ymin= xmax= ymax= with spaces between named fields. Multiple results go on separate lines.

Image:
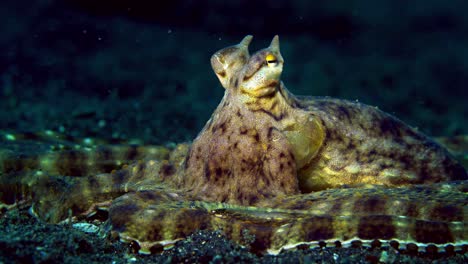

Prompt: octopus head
xmin=210 ymin=35 xmax=252 ymax=89
xmin=238 ymin=35 xmax=284 ymax=98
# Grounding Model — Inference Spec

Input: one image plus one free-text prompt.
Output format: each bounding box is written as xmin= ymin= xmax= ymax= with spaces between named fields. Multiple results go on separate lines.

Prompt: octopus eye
xmin=266 ymin=54 xmax=278 ymax=67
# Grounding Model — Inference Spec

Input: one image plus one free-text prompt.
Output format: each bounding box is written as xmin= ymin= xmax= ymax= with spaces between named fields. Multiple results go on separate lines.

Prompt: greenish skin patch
xmin=0 ymin=36 xmax=467 ymax=254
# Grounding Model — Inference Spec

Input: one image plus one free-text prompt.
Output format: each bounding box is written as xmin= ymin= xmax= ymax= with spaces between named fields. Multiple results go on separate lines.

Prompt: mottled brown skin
xmin=179 ymin=35 xmax=467 ymax=199
xmin=297 ymin=97 xmax=467 ymax=191
xmin=0 ymin=36 xmax=467 ymax=254
xmin=112 ymin=36 xmax=467 ymax=253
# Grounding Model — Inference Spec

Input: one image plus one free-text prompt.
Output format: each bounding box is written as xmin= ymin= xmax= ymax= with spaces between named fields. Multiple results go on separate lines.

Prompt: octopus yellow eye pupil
xmin=266 ymin=54 xmax=277 ymax=64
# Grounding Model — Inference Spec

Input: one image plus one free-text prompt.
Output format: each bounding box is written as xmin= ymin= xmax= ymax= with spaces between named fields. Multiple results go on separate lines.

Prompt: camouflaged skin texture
xmin=296 ymin=97 xmax=467 ymax=192
xmin=0 ymin=36 xmax=467 ymax=254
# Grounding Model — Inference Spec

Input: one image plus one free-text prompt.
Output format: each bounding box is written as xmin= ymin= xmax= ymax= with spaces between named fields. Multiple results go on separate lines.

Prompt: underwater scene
xmin=0 ymin=0 xmax=467 ymax=263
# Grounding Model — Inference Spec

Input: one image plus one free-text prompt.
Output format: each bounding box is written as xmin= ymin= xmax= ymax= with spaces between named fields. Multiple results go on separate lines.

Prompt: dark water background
xmin=1 ymin=0 xmax=467 ymax=145
xmin=0 ymin=1 xmax=467 ymax=263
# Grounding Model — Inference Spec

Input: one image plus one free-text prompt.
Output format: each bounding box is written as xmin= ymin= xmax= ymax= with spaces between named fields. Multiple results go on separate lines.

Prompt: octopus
xmin=0 ymin=35 xmax=467 ymax=255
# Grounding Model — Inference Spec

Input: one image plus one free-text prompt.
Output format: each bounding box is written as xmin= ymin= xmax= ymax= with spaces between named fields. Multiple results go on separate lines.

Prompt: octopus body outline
xmin=0 ymin=35 xmax=466 ymax=255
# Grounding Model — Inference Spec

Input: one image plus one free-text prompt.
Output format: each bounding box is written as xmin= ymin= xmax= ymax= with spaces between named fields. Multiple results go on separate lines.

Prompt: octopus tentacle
xmin=0 ymin=35 xmax=467 ymax=256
